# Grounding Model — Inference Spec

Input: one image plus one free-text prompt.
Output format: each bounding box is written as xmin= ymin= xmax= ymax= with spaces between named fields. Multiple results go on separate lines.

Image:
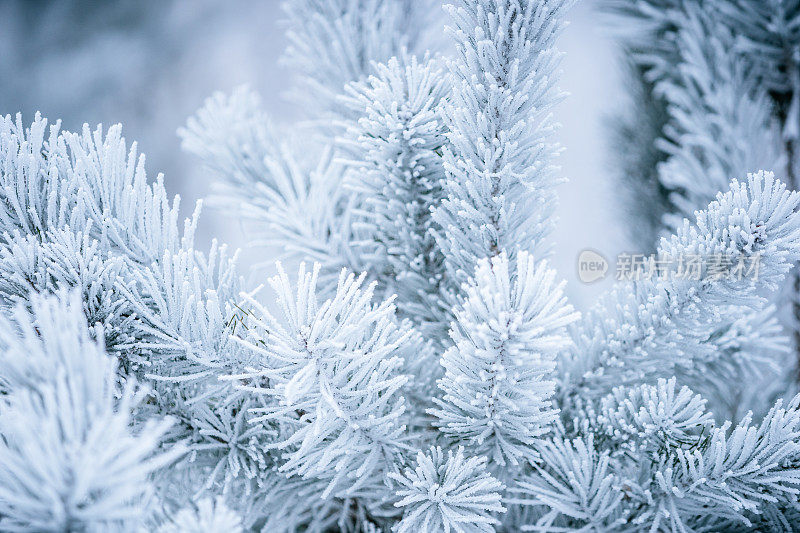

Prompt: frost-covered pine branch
xmin=604 ymin=2 xmax=793 ymax=413
xmin=655 ymin=3 xmax=782 ymax=232
xmin=389 ymin=446 xmax=506 ymax=533
xmin=282 ymin=0 xmax=440 ymax=123
xmin=339 ymin=53 xmax=452 ymax=339
xmin=515 ymin=378 xmax=800 ymax=531
xmin=182 ymin=1 xmax=446 ymax=287
xmin=157 ymin=497 xmax=243 ymax=533
xmin=561 ymin=171 xmax=800 ymax=415
xmin=423 ymin=4 xmax=577 ymax=527
xmin=7 ymin=1 xmax=800 ymax=531
xmin=722 ymin=0 xmax=800 ymax=383
xmin=182 ymin=0 xmax=445 ymax=282
xmin=0 ymin=291 xmax=182 ymax=531
xmin=181 ymin=0 xmax=443 ymax=284
xmin=179 ymin=88 xmax=361 ymax=288
xmin=637 ymin=394 xmax=800 ymax=531
xmin=431 ymin=251 xmax=577 ymax=470
xmin=228 ymin=263 xmax=426 ymax=530
xmin=723 ymin=0 xmax=800 ymax=183
xmin=505 ymin=170 xmax=800 ymax=531
xmin=512 ymin=434 xmax=627 ymax=531
xmin=0 ymin=112 xmax=283 ymax=526
xmin=604 ymin=0 xmax=781 ymax=240
xmin=433 ymin=0 xmax=571 ymax=284
xmin=606 ymin=0 xmax=800 ymax=389
xmin=593 ymin=377 xmax=715 ymax=459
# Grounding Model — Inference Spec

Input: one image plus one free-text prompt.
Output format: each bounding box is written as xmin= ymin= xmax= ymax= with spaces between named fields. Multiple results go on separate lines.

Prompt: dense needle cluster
xmin=3 ymin=0 xmax=800 ymax=531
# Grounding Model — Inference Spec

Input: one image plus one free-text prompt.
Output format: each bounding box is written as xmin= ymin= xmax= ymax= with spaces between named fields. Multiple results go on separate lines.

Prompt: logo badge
xmin=577 ymin=249 xmax=608 ymax=283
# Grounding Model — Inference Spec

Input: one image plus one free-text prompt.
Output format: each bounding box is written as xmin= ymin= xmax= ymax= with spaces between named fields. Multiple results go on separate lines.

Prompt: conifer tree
xmin=604 ymin=0 xmax=800 ymax=385
xmin=3 ymin=1 xmax=800 ymax=531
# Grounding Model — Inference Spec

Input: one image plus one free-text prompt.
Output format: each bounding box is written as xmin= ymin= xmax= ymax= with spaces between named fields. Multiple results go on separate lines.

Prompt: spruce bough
xmin=2 ymin=1 xmax=800 ymax=531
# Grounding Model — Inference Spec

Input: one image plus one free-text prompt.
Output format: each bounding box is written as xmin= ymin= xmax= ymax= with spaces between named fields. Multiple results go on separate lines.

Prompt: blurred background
xmin=0 ymin=0 xmax=629 ymax=309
